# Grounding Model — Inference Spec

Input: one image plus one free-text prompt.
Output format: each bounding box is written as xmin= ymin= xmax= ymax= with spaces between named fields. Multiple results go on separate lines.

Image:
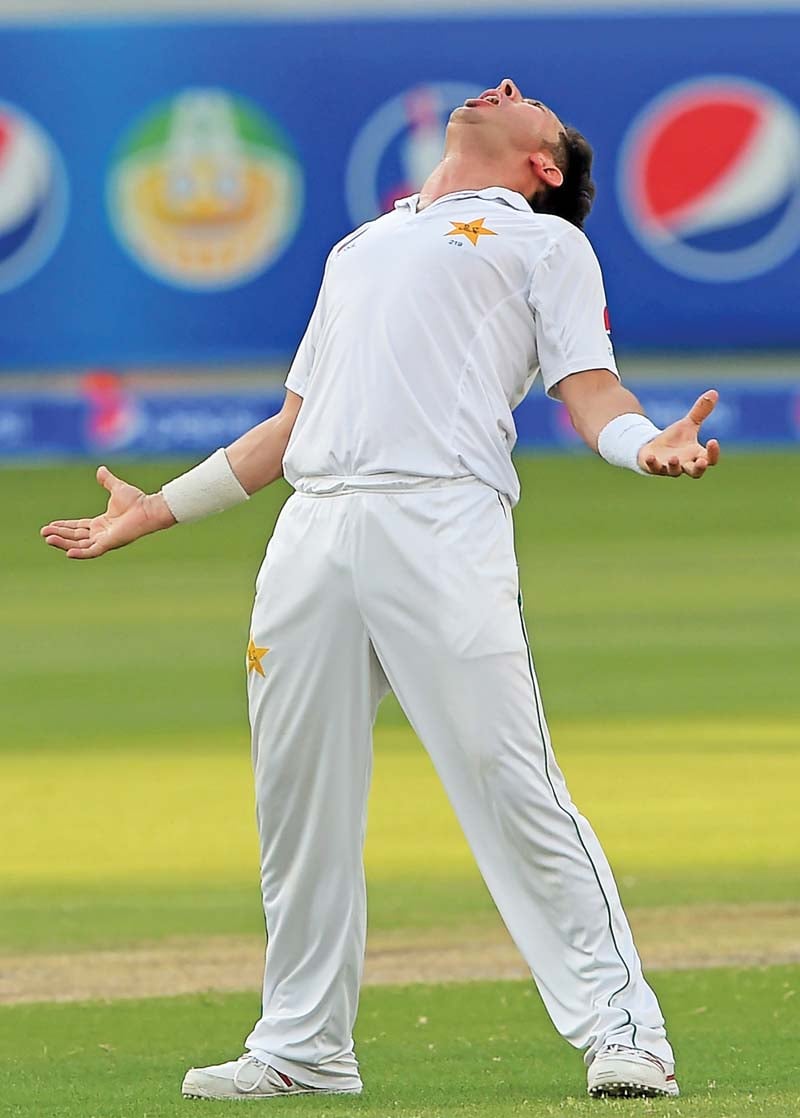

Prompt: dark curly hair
xmin=530 ymin=126 xmax=596 ymax=230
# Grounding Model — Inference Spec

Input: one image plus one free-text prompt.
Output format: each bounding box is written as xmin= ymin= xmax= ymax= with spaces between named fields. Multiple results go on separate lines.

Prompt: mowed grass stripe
xmin=1 ymin=718 xmax=798 ymax=952
xmin=5 ymin=453 xmax=800 ymax=754
xmin=3 ymin=721 xmax=796 ymax=883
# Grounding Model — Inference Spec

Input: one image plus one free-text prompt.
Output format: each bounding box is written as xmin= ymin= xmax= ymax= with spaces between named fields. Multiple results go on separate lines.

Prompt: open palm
xmin=41 ymin=466 xmax=172 ymax=559
xmin=639 ymin=390 xmax=721 ymax=478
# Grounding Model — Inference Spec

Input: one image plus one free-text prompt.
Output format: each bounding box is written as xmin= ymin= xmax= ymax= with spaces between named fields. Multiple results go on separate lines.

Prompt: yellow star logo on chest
xmin=247 ymin=636 xmax=270 ymax=677
xmin=445 ymin=217 xmax=498 ymax=246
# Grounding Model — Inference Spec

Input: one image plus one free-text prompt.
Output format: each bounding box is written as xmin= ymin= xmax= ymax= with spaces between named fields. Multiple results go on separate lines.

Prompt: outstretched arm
xmin=41 ymin=390 xmax=303 ymax=560
xmin=556 ymin=369 xmax=721 ymax=479
xmin=224 ymin=389 xmax=303 ymax=493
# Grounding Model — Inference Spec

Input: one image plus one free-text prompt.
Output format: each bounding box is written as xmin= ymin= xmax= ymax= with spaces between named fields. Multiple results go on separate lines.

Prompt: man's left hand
xmin=639 ymin=390 xmax=721 ymax=479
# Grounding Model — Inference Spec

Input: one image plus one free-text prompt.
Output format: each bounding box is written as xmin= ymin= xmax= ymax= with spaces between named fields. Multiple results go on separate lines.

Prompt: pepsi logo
xmin=0 ymin=102 xmax=68 ymax=294
xmin=618 ymin=77 xmax=800 ymax=283
xmin=82 ymin=371 xmax=145 ymax=452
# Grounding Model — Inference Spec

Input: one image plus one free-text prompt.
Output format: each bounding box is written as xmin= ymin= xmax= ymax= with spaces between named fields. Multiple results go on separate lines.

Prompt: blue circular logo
xmin=0 ymin=101 xmax=68 ymax=294
xmin=345 ymin=81 xmax=478 ymax=225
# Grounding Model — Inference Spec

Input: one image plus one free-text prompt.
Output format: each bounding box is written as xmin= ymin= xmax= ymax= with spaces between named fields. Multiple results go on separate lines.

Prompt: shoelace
xmin=232 ymin=1055 xmax=290 ymax=1095
xmin=599 ymin=1045 xmax=666 ymax=1073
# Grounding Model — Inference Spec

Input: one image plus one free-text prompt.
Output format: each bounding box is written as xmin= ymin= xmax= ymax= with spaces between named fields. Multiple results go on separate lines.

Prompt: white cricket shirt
xmin=282 ymin=187 xmax=618 ymax=505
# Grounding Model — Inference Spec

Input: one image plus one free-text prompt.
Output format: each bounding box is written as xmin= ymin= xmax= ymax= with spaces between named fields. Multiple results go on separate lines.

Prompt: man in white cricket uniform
xmin=42 ymin=79 xmax=720 ymax=1102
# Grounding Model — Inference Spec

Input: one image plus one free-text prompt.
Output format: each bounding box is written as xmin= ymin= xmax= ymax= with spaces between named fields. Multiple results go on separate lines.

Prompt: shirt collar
xmin=394 ymin=187 xmax=531 ymax=214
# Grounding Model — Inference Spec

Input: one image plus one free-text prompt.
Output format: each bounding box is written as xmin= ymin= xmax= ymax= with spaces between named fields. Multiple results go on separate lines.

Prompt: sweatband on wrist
xmin=597 ymin=413 xmax=662 ymax=475
xmin=161 ymin=448 xmax=249 ymax=524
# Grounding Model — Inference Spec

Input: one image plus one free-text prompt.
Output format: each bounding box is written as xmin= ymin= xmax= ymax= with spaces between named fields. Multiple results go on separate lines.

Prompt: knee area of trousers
xmin=482 ymin=752 xmax=566 ymax=820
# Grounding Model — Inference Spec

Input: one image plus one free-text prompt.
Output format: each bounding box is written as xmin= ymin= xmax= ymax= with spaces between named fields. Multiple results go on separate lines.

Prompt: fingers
xmin=643 ymin=452 xmax=682 ymax=477
xmin=43 ymin=528 xmax=107 ymax=558
xmin=45 ymin=535 xmax=106 ymax=559
xmin=40 ymin=518 xmax=92 ymax=537
xmin=687 ymin=389 xmax=718 ymax=428
xmin=682 ymin=439 xmax=722 ymax=479
xmin=643 ymin=434 xmax=722 ymax=479
xmin=682 ymin=456 xmax=708 ymax=480
xmin=65 ymin=542 xmax=107 ymax=560
xmin=43 ymin=533 xmax=75 ymax=553
xmin=42 ymin=524 xmax=90 ymax=542
xmin=44 ymin=532 xmax=92 ymax=553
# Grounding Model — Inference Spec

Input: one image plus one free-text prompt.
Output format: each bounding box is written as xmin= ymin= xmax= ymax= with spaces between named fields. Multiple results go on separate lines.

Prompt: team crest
xmin=247 ymin=636 xmax=270 ymax=677
xmin=445 ymin=218 xmax=497 ymax=246
xmin=107 ymin=88 xmax=303 ymax=291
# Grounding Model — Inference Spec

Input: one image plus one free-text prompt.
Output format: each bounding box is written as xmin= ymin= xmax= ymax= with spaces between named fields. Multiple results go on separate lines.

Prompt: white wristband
xmin=161 ymin=448 xmax=249 ymax=524
xmin=597 ymin=413 xmax=662 ymax=475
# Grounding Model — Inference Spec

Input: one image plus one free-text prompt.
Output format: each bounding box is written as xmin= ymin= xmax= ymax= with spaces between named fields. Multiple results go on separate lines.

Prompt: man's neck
xmin=418 ymin=152 xmax=526 ymax=210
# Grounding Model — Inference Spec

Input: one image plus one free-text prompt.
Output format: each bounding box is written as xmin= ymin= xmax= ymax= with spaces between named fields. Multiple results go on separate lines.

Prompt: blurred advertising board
xmin=1 ymin=376 xmax=797 ymax=458
xmin=0 ymin=11 xmax=800 ymax=368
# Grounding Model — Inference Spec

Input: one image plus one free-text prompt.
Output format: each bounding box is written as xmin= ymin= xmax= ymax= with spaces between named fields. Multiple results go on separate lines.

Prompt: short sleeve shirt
xmin=283 ymin=187 xmax=617 ymax=505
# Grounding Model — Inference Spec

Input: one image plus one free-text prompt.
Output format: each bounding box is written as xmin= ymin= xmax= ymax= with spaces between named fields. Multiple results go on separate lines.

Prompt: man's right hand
xmin=40 ymin=465 xmax=176 ymax=560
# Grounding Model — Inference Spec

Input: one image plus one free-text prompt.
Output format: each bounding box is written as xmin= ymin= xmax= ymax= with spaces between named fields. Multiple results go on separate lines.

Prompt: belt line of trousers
xmin=245 ymin=480 xmax=673 ymax=1089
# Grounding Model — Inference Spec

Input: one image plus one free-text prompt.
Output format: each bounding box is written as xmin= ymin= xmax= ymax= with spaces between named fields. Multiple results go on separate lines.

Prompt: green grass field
xmin=1 ymin=452 xmax=798 ymax=1115
xmin=2 ymin=970 xmax=799 ymax=1117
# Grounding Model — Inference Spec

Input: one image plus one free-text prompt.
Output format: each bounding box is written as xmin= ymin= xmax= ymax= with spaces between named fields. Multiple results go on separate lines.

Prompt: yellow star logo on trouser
xmin=247 ymin=636 xmax=270 ymax=677
xmin=445 ymin=218 xmax=498 ymax=246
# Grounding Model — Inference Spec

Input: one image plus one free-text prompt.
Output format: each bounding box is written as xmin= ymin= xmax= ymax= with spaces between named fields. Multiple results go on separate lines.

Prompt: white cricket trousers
xmin=245 ymin=476 xmax=673 ymax=1090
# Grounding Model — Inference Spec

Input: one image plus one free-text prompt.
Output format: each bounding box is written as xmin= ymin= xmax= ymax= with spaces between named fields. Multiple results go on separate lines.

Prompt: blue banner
xmin=1 ymin=12 xmax=800 ymax=368
xmin=1 ymin=378 xmax=797 ymax=459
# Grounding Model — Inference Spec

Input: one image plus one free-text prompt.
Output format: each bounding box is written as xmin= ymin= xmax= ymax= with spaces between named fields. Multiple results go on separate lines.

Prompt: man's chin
xmin=449 ymin=105 xmax=484 ymax=124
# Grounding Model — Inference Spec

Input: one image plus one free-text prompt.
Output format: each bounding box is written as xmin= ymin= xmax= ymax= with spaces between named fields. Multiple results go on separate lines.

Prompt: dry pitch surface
xmin=0 ymin=901 xmax=798 ymax=1005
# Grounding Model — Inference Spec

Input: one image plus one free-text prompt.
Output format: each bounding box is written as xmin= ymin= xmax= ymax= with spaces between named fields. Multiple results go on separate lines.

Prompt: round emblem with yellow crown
xmin=107 ymin=88 xmax=303 ymax=291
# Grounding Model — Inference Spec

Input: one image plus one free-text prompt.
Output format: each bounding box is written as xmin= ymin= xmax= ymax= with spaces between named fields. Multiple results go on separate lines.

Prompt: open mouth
xmin=464 ymin=93 xmax=501 ymax=109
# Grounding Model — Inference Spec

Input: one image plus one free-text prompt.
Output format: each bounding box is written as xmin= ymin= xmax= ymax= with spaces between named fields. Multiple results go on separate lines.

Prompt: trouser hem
xmin=247 ymin=1049 xmax=363 ymax=1092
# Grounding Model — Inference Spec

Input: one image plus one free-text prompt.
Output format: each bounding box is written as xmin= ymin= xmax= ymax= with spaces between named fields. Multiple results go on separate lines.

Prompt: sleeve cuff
xmin=543 ymin=360 xmax=620 ymax=399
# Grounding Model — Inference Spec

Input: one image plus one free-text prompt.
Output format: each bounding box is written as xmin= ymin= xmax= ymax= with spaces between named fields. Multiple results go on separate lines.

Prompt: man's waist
xmin=290 ymin=472 xmax=477 ymax=497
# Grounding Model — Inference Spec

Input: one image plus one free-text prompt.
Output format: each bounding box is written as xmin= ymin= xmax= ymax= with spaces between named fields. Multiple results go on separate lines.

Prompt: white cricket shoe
xmin=587 ymin=1044 xmax=680 ymax=1098
xmin=181 ymin=1054 xmax=362 ymax=1100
